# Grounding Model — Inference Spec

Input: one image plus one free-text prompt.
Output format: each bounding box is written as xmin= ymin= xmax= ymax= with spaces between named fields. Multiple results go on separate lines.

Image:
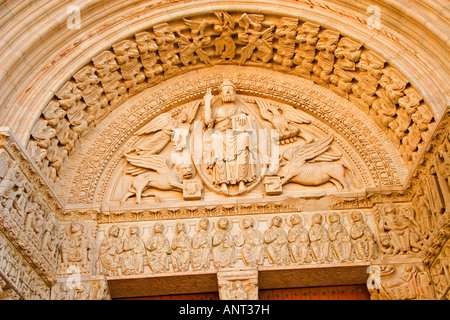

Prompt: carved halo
xmin=326 ymin=212 xmax=342 ymax=225
xmin=238 ymin=216 xmax=258 ymax=231
xmin=286 ymin=213 xmax=305 ymax=228
xmin=149 ymin=221 xmax=168 ymax=235
xmin=105 ymin=225 xmax=123 ymax=239
xmin=215 ymin=217 xmax=233 ymax=231
xmin=310 ymin=213 xmax=325 ymax=226
xmin=268 ymin=215 xmax=285 ymax=228
xmin=195 ymin=217 xmax=213 ymax=233
xmin=173 ymin=220 xmax=191 ymax=234
xmin=348 ymin=210 xmax=367 ymax=224
xmin=126 ymin=224 xmax=144 ymax=237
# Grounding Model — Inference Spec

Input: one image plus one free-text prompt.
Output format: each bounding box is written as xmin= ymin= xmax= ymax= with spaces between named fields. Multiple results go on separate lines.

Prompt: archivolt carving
xmin=27 ymin=11 xmax=434 ymax=190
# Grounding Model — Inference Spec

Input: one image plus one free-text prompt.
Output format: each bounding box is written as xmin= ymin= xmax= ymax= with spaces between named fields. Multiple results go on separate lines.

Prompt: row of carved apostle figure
xmin=97 ymin=212 xmax=377 ymax=276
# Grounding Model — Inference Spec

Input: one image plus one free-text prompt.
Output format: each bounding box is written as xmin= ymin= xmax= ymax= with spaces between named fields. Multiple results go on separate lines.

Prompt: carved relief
xmin=374 ymin=203 xmax=423 ymax=256
xmin=429 ymin=239 xmax=450 ymax=299
xmin=171 ymin=221 xmax=192 ymax=272
xmin=212 ymin=217 xmax=236 ymax=269
xmin=29 ymin=12 xmax=434 ymax=186
xmin=309 ymin=213 xmax=331 ymax=263
xmin=287 ymin=214 xmax=310 ymax=264
xmin=368 ymin=263 xmax=435 ymax=300
xmin=328 ymin=212 xmax=353 ymax=262
xmin=217 ymin=269 xmax=258 ymax=300
xmin=58 ymin=220 xmax=93 ymax=275
xmin=0 ymin=140 xmax=61 ymax=284
xmin=98 ymin=225 xmax=122 ymax=276
xmin=192 ymin=217 xmax=213 ymax=271
xmin=276 ymin=135 xmax=352 ymax=190
xmin=234 ymin=216 xmax=264 ymax=267
xmin=146 ymin=222 xmax=171 ymax=273
xmin=121 ymin=225 xmax=146 ymax=275
xmin=112 ymin=79 xmax=362 ymax=204
xmin=51 ymin=277 xmax=109 ymax=300
xmin=349 ymin=211 xmax=376 ymax=261
xmin=0 ymin=232 xmax=50 ymax=300
xmin=90 ymin=211 xmax=378 ymax=277
xmin=237 ymin=13 xmax=274 ymax=65
xmin=264 ymin=216 xmax=290 ymax=266
xmin=177 ymin=18 xmax=212 ymax=66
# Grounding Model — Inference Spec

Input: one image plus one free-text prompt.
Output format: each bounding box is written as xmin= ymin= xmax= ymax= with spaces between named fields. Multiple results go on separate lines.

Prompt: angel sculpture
xmin=121 ymin=154 xmax=198 ymax=204
xmin=213 ymin=11 xmax=237 ymax=62
xmin=126 ymin=101 xmax=200 ymax=158
xmin=276 ymin=135 xmax=353 ymax=190
xmin=177 ymin=18 xmax=211 ymax=66
xmin=255 ymin=99 xmax=313 ymax=144
xmin=237 ymin=13 xmax=275 ymax=65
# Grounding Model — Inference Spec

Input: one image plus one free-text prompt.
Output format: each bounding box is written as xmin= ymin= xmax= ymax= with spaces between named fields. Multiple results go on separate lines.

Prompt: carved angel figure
xmin=127 ymin=101 xmax=200 ymax=157
xmin=277 ymin=135 xmax=352 ymax=190
xmin=214 ymin=11 xmax=237 ymax=62
xmin=237 ymin=13 xmax=274 ymax=65
xmin=177 ymin=18 xmax=211 ymax=66
xmin=255 ymin=99 xmax=312 ymax=144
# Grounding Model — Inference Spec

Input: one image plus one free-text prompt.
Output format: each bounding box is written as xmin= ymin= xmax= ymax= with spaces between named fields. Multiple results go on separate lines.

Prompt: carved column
xmin=217 ymin=268 xmax=259 ymax=300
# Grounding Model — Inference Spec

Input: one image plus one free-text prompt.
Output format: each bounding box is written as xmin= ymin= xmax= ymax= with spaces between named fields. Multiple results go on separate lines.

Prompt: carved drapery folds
xmin=28 ymin=11 xmax=434 ymax=187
